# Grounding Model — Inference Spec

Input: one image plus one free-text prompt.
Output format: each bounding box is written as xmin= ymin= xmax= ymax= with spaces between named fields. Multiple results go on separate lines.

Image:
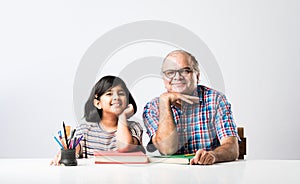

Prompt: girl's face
xmin=95 ymin=85 xmax=128 ymax=116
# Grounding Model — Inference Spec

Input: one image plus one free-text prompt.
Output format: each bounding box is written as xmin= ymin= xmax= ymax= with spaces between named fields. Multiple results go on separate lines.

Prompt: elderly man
xmin=143 ymin=50 xmax=239 ymax=165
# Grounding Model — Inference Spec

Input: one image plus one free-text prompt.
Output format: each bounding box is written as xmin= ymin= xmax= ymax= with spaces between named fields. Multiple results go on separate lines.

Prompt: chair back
xmin=238 ymin=127 xmax=246 ymax=159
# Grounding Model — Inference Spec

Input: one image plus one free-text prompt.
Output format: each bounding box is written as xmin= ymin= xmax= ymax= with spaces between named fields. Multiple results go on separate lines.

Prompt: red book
xmin=94 ymin=151 xmax=148 ymax=164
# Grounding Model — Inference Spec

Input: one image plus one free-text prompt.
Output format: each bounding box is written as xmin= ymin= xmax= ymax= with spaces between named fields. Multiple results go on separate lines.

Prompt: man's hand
xmin=190 ymin=150 xmax=216 ymax=165
xmin=160 ymin=92 xmax=199 ymax=107
xmin=190 ymin=137 xmax=239 ymax=165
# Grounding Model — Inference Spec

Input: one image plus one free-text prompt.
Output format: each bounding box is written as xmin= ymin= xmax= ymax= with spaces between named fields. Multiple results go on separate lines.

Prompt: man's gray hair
xmin=162 ymin=50 xmax=200 ymax=75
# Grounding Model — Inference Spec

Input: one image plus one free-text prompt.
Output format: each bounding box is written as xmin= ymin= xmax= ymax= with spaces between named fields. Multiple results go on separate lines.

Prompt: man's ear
xmin=94 ymin=99 xmax=102 ymax=109
xmin=196 ymin=72 xmax=200 ymax=84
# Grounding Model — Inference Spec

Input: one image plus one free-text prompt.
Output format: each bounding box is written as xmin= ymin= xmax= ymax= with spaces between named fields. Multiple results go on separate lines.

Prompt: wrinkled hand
xmin=50 ymin=151 xmax=61 ymax=166
xmin=121 ymin=104 xmax=135 ymax=119
xmin=190 ymin=149 xmax=216 ymax=165
xmin=160 ymin=92 xmax=199 ymax=107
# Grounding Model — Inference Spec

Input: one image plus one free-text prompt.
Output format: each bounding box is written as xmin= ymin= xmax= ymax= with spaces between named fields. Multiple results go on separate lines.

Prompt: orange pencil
xmin=65 ymin=125 xmax=71 ymax=138
xmin=60 ymin=138 xmax=67 ymax=149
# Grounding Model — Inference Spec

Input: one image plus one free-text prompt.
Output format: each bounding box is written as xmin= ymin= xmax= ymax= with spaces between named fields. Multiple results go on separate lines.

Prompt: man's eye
xmin=166 ymin=71 xmax=175 ymax=76
xmin=182 ymin=69 xmax=191 ymax=74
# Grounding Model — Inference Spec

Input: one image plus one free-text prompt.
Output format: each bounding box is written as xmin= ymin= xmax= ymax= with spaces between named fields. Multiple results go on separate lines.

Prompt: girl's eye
xmin=118 ymin=92 xmax=125 ymax=96
xmin=105 ymin=92 xmax=112 ymax=96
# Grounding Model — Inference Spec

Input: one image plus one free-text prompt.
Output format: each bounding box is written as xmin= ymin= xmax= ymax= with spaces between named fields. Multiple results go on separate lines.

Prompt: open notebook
xmin=148 ymin=154 xmax=194 ymax=164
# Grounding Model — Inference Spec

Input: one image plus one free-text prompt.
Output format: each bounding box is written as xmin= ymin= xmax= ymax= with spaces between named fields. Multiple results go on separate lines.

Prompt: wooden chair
xmin=237 ymin=127 xmax=246 ymax=159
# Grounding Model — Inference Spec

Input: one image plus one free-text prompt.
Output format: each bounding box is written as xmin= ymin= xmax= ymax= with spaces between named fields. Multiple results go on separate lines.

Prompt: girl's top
xmin=76 ymin=121 xmax=143 ymax=158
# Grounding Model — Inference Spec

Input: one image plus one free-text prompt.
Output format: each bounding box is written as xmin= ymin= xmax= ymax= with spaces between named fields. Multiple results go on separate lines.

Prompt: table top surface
xmin=0 ymin=159 xmax=299 ymax=184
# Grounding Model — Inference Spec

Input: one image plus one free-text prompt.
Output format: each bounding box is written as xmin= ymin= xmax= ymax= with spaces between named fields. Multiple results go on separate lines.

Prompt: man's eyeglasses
xmin=162 ymin=67 xmax=193 ymax=79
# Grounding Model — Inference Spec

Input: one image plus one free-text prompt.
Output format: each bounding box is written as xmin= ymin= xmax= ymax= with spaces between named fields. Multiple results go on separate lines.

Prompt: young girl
xmin=51 ymin=76 xmax=143 ymax=165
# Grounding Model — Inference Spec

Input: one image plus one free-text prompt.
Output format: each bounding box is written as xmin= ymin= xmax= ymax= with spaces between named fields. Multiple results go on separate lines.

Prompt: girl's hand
xmin=50 ymin=151 xmax=61 ymax=166
xmin=121 ymin=104 xmax=134 ymax=119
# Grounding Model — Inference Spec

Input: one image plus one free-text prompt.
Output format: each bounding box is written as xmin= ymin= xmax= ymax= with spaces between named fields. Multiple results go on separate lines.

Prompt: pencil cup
xmin=60 ymin=149 xmax=77 ymax=166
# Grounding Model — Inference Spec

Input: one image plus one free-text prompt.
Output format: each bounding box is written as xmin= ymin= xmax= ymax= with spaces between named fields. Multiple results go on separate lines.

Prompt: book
xmin=148 ymin=154 xmax=194 ymax=165
xmin=94 ymin=151 xmax=148 ymax=164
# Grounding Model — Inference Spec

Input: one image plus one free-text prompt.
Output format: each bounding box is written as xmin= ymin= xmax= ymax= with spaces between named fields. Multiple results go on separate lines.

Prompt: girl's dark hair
xmin=84 ymin=75 xmax=137 ymax=122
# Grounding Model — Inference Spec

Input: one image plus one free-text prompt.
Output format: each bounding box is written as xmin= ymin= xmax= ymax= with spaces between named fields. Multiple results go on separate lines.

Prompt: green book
xmin=148 ymin=154 xmax=194 ymax=164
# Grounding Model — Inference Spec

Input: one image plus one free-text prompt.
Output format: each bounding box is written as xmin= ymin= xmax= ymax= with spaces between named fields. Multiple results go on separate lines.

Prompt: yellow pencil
xmin=184 ymin=153 xmax=195 ymax=157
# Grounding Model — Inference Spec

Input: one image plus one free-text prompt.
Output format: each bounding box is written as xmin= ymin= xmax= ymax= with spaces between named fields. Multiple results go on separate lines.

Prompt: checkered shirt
xmin=143 ymin=85 xmax=238 ymax=154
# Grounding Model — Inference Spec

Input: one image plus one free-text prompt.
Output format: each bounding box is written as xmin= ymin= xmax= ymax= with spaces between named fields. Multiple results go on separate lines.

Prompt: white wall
xmin=0 ymin=0 xmax=299 ymax=159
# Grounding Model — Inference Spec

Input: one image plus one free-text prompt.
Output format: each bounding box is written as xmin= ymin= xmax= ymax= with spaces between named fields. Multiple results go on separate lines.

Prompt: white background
xmin=0 ymin=0 xmax=299 ymax=159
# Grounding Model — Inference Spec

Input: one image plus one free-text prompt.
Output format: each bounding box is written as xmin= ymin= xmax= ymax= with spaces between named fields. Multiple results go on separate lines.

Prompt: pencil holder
xmin=60 ymin=149 xmax=77 ymax=166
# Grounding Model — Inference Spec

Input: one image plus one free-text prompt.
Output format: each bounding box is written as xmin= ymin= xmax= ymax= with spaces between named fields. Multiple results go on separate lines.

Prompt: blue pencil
xmin=58 ymin=130 xmax=62 ymax=139
xmin=74 ymin=135 xmax=83 ymax=148
xmin=72 ymin=137 xmax=77 ymax=149
xmin=54 ymin=136 xmax=64 ymax=149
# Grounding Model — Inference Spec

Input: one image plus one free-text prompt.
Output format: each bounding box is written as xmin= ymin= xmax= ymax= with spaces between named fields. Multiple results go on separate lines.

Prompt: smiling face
xmin=162 ymin=51 xmax=199 ymax=95
xmin=94 ymin=85 xmax=128 ymax=116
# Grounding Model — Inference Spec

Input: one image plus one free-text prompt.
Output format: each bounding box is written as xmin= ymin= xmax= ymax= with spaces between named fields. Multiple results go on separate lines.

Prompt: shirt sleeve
xmin=214 ymin=94 xmax=240 ymax=141
xmin=142 ymin=98 xmax=160 ymax=139
xmin=75 ymin=122 xmax=89 ymax=138
xmin=128 ymin=121 xmax=143 ymax=145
